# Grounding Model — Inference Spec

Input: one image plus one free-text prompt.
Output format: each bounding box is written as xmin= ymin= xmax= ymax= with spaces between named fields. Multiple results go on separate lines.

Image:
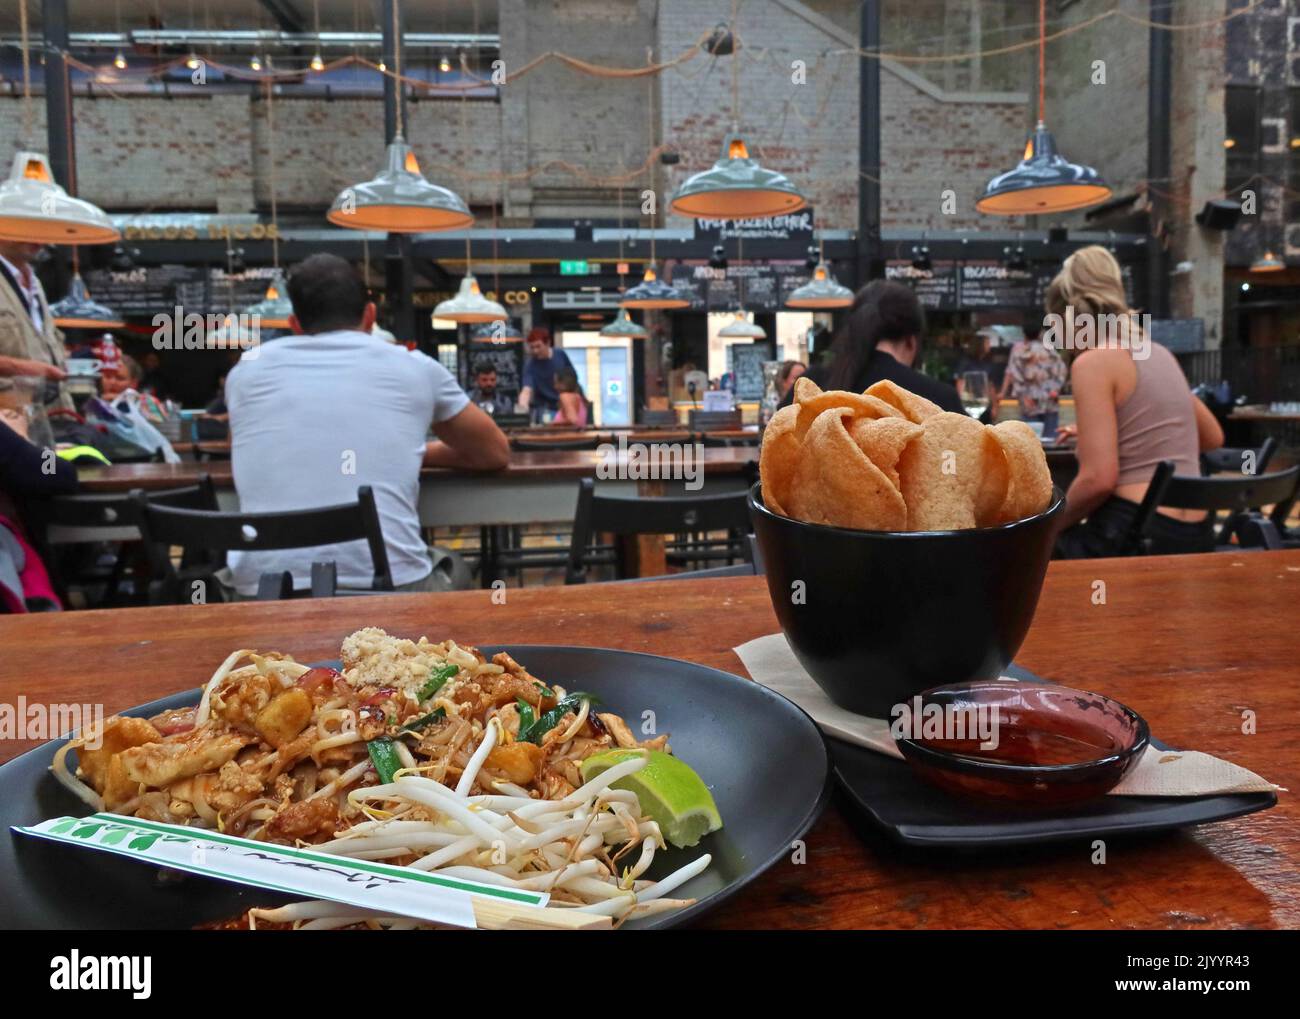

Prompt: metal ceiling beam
xmin=257 ymin=0 xmax=307 ymax=35
xmin=1 ymin=30 xmax=500 ymax=50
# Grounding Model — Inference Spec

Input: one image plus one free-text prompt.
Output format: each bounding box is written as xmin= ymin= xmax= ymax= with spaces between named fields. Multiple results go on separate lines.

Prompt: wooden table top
xmin=76 ymin=446 xmax=759 ymax=492
xmin=2 ymin=550 xmax=1296 ymax=929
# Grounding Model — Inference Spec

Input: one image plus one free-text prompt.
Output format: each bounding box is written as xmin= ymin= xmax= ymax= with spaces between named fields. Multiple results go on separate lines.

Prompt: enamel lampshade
xmin=786 ymin=262 xmax=854 ymax=309
xmin=670 ymin=131 xmax=807 ymax=220
xmin=50 ymin=273 xmax=124 ymax=328
xmin=977 ymin=122 xmax=1111 ymax=215
xmin=328 ymin=134 xmax=473 ymax=233
xmin=0 ymin=151 xmax=119 ymax=245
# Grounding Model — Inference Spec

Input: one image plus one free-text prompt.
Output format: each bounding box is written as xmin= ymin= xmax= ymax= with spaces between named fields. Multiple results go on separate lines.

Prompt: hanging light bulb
xmin=438 ymin=54 xmax=452 ymax=73
xmin=185 ymin=52 xmax=201 ymax=70
xmin=600 ymin=308 xmax=649 ymax=338
xmin=250 ymin=54 xmax=263 ymax=72
xmin=113 ymin=52 xmax=127 ymax=70
xmin=0 ymin=152 xmax=119 ymax=244
xmin=433 ymin=275 xmax=507 ymax=324
xmin=327 ymin=133 xmax=473 ymax=232
xmin=718 ymin=310 xmax=765 ymax=339
xmin=310 ymin=53 xmax=325 ymax=72
xmin=50 ymin=272 xmax=125 ymax=328
xmin=670 ymin=130 xmax=806 ymax=220
xmin=620 ymin=263 xmax=689 ymax=310
xmin=786 ymin=262 xmax=853 ymax=310
xmin=377 ymin=59 xmax=387 ymax=72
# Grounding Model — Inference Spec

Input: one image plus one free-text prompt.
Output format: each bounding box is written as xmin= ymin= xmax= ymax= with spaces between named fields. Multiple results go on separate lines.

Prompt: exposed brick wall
xmin=658 ymin=0 xmax=1030 ymax=231
xmin=0 ymin=0 xmax=1029 ymax=233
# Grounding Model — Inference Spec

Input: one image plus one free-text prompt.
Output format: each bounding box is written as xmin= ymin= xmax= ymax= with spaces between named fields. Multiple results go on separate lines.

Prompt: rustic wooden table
xmin=2 ymin=550 xmax=1295 ymax=928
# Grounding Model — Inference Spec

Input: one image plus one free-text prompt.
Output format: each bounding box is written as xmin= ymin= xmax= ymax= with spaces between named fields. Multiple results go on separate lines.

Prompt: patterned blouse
xmin=1005 ymin=340 xmax=1068 ymax=417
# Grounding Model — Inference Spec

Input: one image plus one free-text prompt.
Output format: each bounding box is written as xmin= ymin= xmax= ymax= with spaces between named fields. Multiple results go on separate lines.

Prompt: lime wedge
xmin=580 ymin=749 xmax=722 ymax=848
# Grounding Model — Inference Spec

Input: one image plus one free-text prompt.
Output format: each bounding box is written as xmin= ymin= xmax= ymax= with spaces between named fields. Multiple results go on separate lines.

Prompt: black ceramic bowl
xmin=893 ymin=680 xmax=1150 ymax=808
xmin=748 ymin=482 xmax=1065 ymax=716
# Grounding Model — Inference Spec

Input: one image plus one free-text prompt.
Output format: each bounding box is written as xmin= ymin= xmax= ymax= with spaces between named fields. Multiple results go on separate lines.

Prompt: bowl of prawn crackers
xmin=749 ymin=377 xmax=1064 ymax=715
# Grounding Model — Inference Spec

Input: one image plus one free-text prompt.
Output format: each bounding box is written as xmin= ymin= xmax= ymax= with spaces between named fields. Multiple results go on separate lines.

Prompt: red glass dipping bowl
xmin=893 ymin=681 xmax=1150 ymax=808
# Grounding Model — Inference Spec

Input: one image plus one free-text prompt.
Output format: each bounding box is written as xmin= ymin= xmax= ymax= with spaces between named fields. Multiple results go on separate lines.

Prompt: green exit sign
xmin=560 ymin=260 xmax=590 ymax=276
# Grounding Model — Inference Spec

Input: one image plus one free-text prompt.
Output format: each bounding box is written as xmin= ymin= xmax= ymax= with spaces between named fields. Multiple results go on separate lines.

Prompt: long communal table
xmin=1 ymin=550 xmax=1295 ymax=928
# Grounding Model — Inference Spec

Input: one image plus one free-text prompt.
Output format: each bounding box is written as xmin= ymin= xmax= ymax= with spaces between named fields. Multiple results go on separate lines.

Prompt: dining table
xmin=2 ymin=549 xmax=1295 ymax=929
xmin=72 ymin=446 xmax=758 ymax=526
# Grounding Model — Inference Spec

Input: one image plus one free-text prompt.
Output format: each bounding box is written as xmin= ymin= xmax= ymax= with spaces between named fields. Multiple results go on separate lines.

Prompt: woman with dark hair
xmin=780 ymin=280 xmax=962 ymax=413
xmin=552 ymin=368 xmax=589 ymax=428
xmin=776 ymin=360 xmax=806 ymax=400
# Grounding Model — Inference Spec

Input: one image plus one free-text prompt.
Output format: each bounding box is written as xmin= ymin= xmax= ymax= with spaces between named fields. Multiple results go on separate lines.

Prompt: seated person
xmin=467 ymin=360 xmax=515 ymax=417
xmin=779 ymin=280 xmax=963 ymax=414
xmin=552 ymin=369 xmax=589 ymax=427
xmin=224 ymin=253 xmax=509 ymax=597
xmin=1048 ymin=246 xmax=1223 ymax=558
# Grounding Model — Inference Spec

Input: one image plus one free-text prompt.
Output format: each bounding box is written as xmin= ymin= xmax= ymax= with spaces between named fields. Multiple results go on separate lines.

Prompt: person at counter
xmin=518 ymin=327 xmax=576 ymax=423
xmin=1001 ymin=318 xmax=1067 ymax=436
xmin=468 ymin=360 xmax=515 ymax=417
xmin=780 ymin=280 xmax=962 ymax=414
xmin=1047 ymin=246 xmax=1223 ymax=558
xmin=777 ymin=360 xmax=806 ymax=401
xmin=222 ymin=253 xmax=509 ymax=598
xmin=0 ymin=240 xmax=71 ymax=411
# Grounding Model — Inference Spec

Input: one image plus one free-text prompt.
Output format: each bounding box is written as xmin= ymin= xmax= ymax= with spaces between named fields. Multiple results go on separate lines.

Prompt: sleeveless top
xmin=1115 ymin=342 xmax=1201 ymax=486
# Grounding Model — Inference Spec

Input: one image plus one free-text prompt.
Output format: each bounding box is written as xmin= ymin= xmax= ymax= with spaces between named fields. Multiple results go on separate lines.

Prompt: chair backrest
xmin=565 ymin=477 xmax=751 ymax=583
xmin=511 ymin=435 xmax=604 ymax=452
xmin=494 ymin=412 xmax=532 ymax=430
xmin=131 ymin=485 xmax=393 ymax=596
xmin=1200 ymin=437 xmax=1278 ymax=476
xmin=42 ymin=476 xmax=218 ymax=544
xmin=1122 ymin=460 xmax=1300 ymax=553
xmin=640 ymin=409 xmax=678 ymax=427
xmin=688 ymin=409 xmax=743 ymax=432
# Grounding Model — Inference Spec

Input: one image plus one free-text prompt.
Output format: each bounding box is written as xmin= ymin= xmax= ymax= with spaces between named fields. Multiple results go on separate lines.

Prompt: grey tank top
xmin=1115 ymin=342 xmax=1201 ymax=486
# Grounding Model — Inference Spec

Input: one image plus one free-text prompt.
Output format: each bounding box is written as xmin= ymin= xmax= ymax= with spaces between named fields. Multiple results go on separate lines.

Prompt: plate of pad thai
xmin=1 ymin=629 xmax=829 ymax=930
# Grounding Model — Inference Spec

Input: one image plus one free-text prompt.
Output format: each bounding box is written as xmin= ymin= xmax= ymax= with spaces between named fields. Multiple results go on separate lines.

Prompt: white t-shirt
xmin=225 ymin=329 xmax=469 ymax=594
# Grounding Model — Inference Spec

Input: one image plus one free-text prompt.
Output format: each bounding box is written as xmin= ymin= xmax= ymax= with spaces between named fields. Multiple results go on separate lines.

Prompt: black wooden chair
xmin=565 ymin=477 xmax=752 ymax=584
xmin=510 ymin=435 xmax=604 ymax=452
xmin=1200 ymin=437 xmax=1278 ymax=476
xmin=688 ymin=409 xmax=743 ymax=432
xmin=130 ymin=485 xmax=394 ymax=603
xmin=1120 ymin=460 xmax=1300 ymax=554
xmin=33 ymin=477 xmax=219 ymax=607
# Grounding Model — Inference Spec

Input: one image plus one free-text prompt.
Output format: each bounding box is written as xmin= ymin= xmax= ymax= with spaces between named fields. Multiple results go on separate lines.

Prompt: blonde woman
xmin=1047 ymin=246 xmax=1223 ymax=557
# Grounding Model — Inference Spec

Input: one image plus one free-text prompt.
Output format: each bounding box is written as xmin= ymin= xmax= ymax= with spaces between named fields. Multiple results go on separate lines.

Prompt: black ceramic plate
xmin=831 ymin=665 xmax=1276 ymax=848
xmin=0 ymin=645 xmax=830 ymax=930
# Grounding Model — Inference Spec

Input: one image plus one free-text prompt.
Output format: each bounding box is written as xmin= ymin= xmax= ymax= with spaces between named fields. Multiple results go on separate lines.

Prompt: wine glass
xmin=960 ymin=371 xmax=990 ymax=420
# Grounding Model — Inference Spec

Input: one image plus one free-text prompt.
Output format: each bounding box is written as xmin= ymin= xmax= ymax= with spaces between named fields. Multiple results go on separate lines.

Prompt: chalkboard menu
xmin=668 ymin=264 xmax=710 ymax=311
xmin=81 ymin=265 xmax=283 ymax=319
xmin=959 ymin=261 xmax=1036 ymax=309
xmin=671 ymin=261 xmax=815 ymax=311
xmin=82 ymin=264 xmax=201 ymax=317
xmin=729 ymin=342 xmax=769 ymax=401
xmin=463 ymin=340 xmax=523 ymax=397
xmin=885 ymin=260 xmax=958 ymax=310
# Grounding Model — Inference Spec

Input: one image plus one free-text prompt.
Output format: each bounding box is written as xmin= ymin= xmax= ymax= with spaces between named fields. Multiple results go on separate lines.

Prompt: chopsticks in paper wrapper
xmin=14 ymin=813 xmax=609 ymax=930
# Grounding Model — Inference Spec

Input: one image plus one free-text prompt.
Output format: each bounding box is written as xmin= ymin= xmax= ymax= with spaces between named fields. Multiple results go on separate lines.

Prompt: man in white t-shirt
xmin=224 ymin=254 xmax=509 ymax=596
